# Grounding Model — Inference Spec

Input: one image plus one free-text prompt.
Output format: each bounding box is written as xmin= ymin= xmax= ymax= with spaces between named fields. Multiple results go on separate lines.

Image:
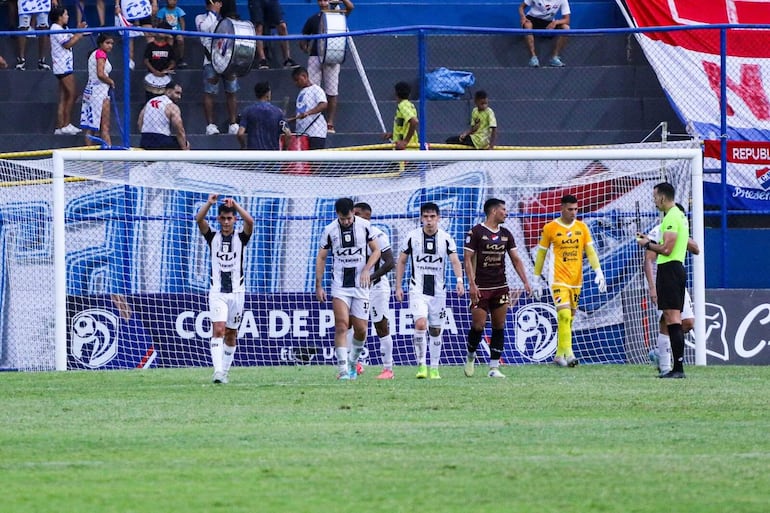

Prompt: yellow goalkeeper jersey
xmin=538 ymin=218 xmax=594 ymax=288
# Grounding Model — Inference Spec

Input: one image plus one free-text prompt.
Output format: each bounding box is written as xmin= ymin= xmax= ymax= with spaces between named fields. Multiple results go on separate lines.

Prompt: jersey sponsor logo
xmin=216 ymin=251 xmax=236 ymax=261
xmin=335 ymin=247 xmax=363 ymax=256
xmin=415 ymin=254 xmax=444 ymax=263
xmin=71 ymin=309 xmax=120 ymax=368
xmin=560 ymin=238 xmax=580 ymax=245
xmin=485 ymin=243 xmax=507 ymax=251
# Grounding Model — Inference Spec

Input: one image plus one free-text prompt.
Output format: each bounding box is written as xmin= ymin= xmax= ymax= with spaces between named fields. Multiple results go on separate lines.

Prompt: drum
xmin=144 ymin=73 xmax=171 ymax=95
xmin=318 ymin=11 xmax=348 ymax=65
xmin=211 ymin=18 xmax=256 ymax=76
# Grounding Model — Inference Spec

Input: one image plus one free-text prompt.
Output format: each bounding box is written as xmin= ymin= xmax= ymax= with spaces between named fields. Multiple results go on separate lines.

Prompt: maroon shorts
xmin=471 ymin=287 xmax=510 ymax=313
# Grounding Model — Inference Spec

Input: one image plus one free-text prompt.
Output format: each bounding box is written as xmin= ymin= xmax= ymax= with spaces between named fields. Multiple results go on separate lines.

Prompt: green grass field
xmin=2 ymin=364 xmax=768 ymax=513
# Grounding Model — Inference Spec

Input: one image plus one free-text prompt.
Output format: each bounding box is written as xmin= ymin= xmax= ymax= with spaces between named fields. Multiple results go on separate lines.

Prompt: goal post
xmin=45 ymin=147 xmax=705 ymax=371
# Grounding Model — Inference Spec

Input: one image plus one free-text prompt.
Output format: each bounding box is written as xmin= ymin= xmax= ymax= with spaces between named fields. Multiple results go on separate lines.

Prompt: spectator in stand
xmin=50 ymin=6 xmax=87 ymax=135
xmin=383 ymin=81 xmax=418 ymax=150
xmin=156 ymin=0 xmax=187 ymax=67
xmin=143 ymin=21 xmax=176 ymax=102
xmin=138 ymin=81 xmax=190 ymax=149
xmin=519 ymin=0 xmax=570 ymax=67
xmin=13 ymin=0 xmax=52 ymax=71
xmin=300 ymin=0 xmax=354 ymax=134
xmin=291 ymin=66 xmax=328 ymax=149
xmin=77 ymin=0 xmax=106 ymax=27
xmin=249 ymin=0 xmax=299 ymax=69
xmin=80 ymin=33 xmax=116 ymax=147
xmin=237 ymin=81 xmax=292 ymax=150
xmin=0 ymin=56 xmax=7 ymax=68
xmin=445 ymin=90 xmax=497 ymax=149
xmin=115 ymin=0 xmax=159 ymax=71
xmin=196 ymin=0 xmax=240 ymax=135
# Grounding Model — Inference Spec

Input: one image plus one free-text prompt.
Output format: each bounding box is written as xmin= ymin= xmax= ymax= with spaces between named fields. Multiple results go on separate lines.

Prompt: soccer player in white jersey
xmin=195 ymin=194 xmax=254 ymax=384
xmin=353 ymin=202 xmax=396 ymax=380
xmin=315 ymin=198 xmax=381 ymax=380
xmin=395 ymin=202 xmax=465 ymax=379
xmin=642 ymin=203 xmax=699 ymax=375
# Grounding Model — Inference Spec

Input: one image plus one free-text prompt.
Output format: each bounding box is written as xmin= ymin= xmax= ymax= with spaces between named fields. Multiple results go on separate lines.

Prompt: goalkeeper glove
xmin=531 ymin=275 xmax=547 ymax=301
xmin=594 ymin=268 xmax=607 ymax=293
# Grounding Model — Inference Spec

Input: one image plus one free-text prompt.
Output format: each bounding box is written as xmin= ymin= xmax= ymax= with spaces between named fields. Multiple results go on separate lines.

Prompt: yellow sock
xmin=557 ymin=308 xmax=573 ymax=358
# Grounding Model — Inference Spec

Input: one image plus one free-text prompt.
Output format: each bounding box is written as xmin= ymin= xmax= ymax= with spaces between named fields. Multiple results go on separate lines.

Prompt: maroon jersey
xmin=464 ymin=223 xmax=516 ymax=290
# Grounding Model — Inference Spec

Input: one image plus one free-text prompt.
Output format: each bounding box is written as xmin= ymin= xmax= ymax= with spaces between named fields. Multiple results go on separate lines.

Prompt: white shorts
xmin=657 ymin=288 xmax=694 ymax=321
xmin=308 ymin=55 xmax=340 ymax=96
xmin=19 ymin=14 xmax=49 ymax=30
xmin=334 ymin=292 xmax=370 ymax=320
xmin=409 ymin=291 xmax=447 ymax=328
xmin=369 ymin=282 xmax=391 ymax=323
xmin=209 ymin=291 xmax=245 ymax=329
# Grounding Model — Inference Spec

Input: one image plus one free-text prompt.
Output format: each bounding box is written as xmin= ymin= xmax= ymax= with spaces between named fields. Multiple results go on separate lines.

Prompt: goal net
xmin=1 ymin=146 xmax=704 ymax=371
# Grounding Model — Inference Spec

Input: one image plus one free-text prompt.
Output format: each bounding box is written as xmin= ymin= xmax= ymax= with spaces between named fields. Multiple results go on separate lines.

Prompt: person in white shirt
xmin=395 ymin=202 xmax=465 ymax=379
xmin=50 ymin=6 xmax=86 ymax=135
xmin=518 ymin=0 xmax=571 ymax=67
xmin=291 ymin=66 xmax=328 ymax=149
xmin=315 ymin=198 xmax=381 ymax=380
xmin=196 ymin=194 xmax=254 ymax=384
xmin=195 ymin=0 xmax=240 ymax=136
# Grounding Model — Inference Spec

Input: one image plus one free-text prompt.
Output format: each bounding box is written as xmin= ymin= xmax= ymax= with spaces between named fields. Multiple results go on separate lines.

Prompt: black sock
xmin=490 ymin=328 xmax=505 ymax=361
xmin=668 ymin=323 xmax=685 ymax=373
xmin=467 ymin=328 xmax=483 ymax=354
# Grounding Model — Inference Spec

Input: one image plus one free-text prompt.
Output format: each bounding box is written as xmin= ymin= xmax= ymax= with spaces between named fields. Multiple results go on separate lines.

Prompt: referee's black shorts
xmin=655 ymin=261 xmax=686 ymax=311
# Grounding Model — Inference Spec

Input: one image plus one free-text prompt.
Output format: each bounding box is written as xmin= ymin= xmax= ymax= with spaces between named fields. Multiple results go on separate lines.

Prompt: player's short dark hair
xmin=474 ymin=90 xmax=488 ymax=101
xmin=254 ymin=81 xmax=271 ymax=99
xmin=49 ymin=6 xmax=67 ymax=26
xmin=654 ymin=182 xmax=676 ymax=201
xmin=217 ymin=203 xmax=236 ymax=216
xmin=292 ymin=67 xmax=308 ymax=80
xmin=561 ymin=194 xmax=578 ymax=205
xmin=335 ymin=197 xmax=355 ymax=215
xmin=483 ymin=198 xmax=505 ymax=215
xmin=421 ymin=202 xmax=440 ymax=216
xmin=353 ymin=202 xmax=372 ymax=213
xmin=165 ymin=80 xmax=179 ymax=91
xmin=395 ymin=81 xmax=411 ymax=100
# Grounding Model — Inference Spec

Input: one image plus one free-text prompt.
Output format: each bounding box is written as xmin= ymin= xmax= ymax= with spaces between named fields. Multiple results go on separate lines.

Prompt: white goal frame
xmin=52 ymin=148 xmax=705 ymax=370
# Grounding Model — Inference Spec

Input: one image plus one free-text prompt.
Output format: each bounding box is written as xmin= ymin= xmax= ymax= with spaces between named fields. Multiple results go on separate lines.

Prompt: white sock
xmin=349 ymin=337 xmax=365 ymax=365
xmin=414 ymin=329 xmax=427 ymax=365
xmin=379 ymin=334 xmax=393 ymax=370
xmin=429 ymin=334 xmax=442 ymax=368
xmin=210 ymin=337 xmax=224 ymax=373
xmin=467 ymin=351 xmax=476 ymax=363
xmin=489 ymin=359 xmax=501 ymax=369
xmin=335 ymin=346 xmax=349 ymax=373
xmin=657 ymin=333 xmax=672 ymax=372
xmin=222 ymin=344 xmax=236 ymax=372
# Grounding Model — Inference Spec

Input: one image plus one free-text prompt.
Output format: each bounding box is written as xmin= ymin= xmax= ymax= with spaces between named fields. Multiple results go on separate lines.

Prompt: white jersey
xmin=524 ymin=0 xmax=570 ymax=20
xmin=50 ymin=23 xmax=75 ymax=75
xmin=195 ymin=10 xmax=218 ymax=65
xmin=370 ymin=225 xmax=392 ymax=291
xmin=203 ymin=228 xmax=251 ymax=293
xmin=141 ymin=95 xmax=173 ymax=136
xmin=296 ymin=84 xmax=328 ymax=138
xmin=319 ymin=215 xmax=375 ymax=299
xmin=400 ymin=227 xmax=458 ymax=297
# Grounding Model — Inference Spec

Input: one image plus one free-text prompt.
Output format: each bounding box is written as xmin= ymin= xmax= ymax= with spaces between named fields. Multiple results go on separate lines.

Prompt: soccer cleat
xmin=415 ymin=364 xmax=428 ymax=379
xmin=15 ymin=58 xmax=26 ymax=71
xmin=356 ymin=361 xmax=364 ymax=375
xmin=283 ymin=58 xmax=300 ymax=69
xmin=648 ymin=348 xmax=659 ymax=365
xmin=257 ymin=59 xmax=269 ymax=69
xmin=376 ymin=368 xmax=394 ymax=380
xmin=212 ymin=371 xmax=226 ymax=383
xmin=549 ymin=56 xmax=565 ymax=67
xmin=464 ymin=356 xmax=475 ymax=377
xmin=337 ymin=369 xmax=351 ymax=380
xmin=566 ymin=355 xmax=579 ymax=367
xmin=528 ymin=56 xmax=539 ymax=68
xmin=206 ymin=123 xmax=220 ymax=135
xmin=429 ymin=368 xmax=441 ymax=380
xmin=220 ymin=371 xmax=229 ymax=384
xmin=38 ymin=59 xmax=51 ymax=71
xmin=553 ymin=356 xmax=568 ymax=367
xmin=659 ymin=370 xmax=686 ymax=379
xmin=228 ymin=123 xmax=239 ymax=135
xmin=488 ymin=368 xmax=506 ymax=378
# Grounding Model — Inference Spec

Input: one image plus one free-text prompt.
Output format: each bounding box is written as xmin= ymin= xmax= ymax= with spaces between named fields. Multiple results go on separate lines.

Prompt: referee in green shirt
xmin=636 ymin=182 xmax=689 ymax=379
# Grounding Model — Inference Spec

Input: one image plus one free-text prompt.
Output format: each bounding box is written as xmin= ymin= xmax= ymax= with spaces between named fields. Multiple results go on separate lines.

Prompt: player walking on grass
xmin=396 ymin=202 xmax=465 ymax=379
xmin=532 ymin=194 xmax=606 ymax=367
xmin=315 ymin=198 xmax=381 ymax=380
xmin=464 ymin=198 xmax=533 ymax=378
xmin=196 ymin=194 xmax=254 ymax=384
xmin=635 ymin=183 xmax=690 ymax=379
xmin=352 ymin=203 xmax=396 ymax=380
xmin=642 ymin=203 xmax=699 ymax=376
